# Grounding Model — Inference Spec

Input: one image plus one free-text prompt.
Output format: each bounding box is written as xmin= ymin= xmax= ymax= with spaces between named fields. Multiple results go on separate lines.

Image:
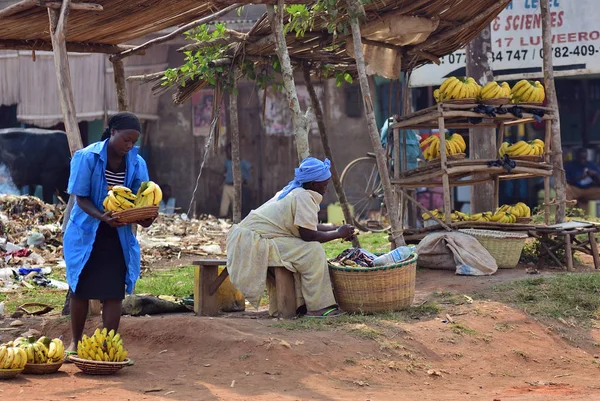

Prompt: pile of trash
xmin=138 ymin=214 xmax=230 ymax=266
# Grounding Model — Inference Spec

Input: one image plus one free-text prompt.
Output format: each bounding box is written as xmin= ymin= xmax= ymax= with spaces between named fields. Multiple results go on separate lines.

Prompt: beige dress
xmin=226 ymin=188 xmax=336 ymax=314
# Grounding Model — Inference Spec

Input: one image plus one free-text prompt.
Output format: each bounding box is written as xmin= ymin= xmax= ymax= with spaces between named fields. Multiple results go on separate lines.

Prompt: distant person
xmin=158 ymin=184 xmax=176 ymax=215
xmin=220 ymin=144 xmax=252 ymax=219
xmin=565 ymin=148 xmax=600 ymax=213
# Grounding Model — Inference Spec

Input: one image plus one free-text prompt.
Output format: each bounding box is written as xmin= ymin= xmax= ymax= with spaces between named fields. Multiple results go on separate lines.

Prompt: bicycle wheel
xmin=340 ymin=156 xmax=390 ymax=232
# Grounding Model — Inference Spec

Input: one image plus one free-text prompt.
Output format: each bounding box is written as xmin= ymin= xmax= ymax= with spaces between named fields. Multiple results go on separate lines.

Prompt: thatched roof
xmin=0 ymin=0 xmax=230 ymax=53
xmin=155 ymin=0 xmax=510 ymax=102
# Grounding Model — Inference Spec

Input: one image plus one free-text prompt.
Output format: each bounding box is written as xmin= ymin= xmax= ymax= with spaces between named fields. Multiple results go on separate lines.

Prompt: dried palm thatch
xmin=149 ymin=0 xmax=510 ymax=103
xmin=0 ymin=0 xmax=231 ymax=52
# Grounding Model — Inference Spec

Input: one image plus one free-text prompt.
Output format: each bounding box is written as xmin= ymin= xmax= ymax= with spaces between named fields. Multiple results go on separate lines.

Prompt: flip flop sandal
xmin=304 ymin=307 xmax=346 ymax=319
xmin=63 ymin=351 xmax=77 ymax=363
xmin=127 ymin=359 xmax=135 ymax=366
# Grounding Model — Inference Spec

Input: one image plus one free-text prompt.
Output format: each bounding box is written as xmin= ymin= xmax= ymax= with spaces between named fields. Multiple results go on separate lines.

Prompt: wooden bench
xmin=192 ymin=259 xmax=297 ymax=318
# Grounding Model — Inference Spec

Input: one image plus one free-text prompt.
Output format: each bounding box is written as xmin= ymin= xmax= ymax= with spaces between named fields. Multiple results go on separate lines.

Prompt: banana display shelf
xmin=389 ymin=101 xmax=556 ymax=236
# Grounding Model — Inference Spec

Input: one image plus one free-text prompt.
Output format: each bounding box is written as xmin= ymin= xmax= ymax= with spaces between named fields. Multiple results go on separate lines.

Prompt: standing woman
xmin=63 ymin=112 xmax=156 ymax=355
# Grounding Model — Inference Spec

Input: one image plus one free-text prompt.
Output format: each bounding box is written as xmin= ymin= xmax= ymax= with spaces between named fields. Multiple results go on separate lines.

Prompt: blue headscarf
xmin=277 ymin=157 xmax=331 ymax=200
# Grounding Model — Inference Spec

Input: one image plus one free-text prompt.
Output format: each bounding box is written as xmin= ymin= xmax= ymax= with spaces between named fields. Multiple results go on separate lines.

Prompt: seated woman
xmin=226 ymin=157 xmax=354 ymax=318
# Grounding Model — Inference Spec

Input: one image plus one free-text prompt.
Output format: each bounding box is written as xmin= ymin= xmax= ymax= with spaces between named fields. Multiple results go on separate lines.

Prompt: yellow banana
xmin=499 ymin=142 xmax=510 ymax=157
xmin=10 ymin=348 xmax=21 ymax=369
xmin=451 ymin=134 xmax=466 ymax=152
xmin=507 ymin=141 xmax=529 ymax=156
xmin=439 ymin=77 xmax=458 ymax=94
xmin=153 ymin=184 xmax=162 ymax=205
xmin=511 ymin=79 xmax=529 ymax=96
xmin=433 ymin=89 xmax=440 ymax=102
xmin=3 ymin=348 xmax=14 ymax=369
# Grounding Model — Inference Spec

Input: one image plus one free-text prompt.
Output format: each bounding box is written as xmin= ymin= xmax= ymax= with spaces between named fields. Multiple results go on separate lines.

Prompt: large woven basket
xmin=69 ymin=356 xmax=130 ymax=375
xmin=459 ymin=229 xmax=528 ymax=268
xmin=328 ymin=253 xmax=417 ymax=313
xmin=23 ymin=361 xmax=63 ymax=375
xmin=0 ymin=368 xmax=23 ymax=380
xmin=113 ymin=206 xmax=158 ymax=224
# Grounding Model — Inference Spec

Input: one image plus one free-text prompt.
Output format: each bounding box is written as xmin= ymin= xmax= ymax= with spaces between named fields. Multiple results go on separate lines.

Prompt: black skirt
xmin=70 ymin=222 xmax=127 ymax=300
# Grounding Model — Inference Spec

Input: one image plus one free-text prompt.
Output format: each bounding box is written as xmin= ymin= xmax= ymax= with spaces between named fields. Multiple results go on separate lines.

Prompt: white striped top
xmin=106 ymin=169 xmax=125 ymax=187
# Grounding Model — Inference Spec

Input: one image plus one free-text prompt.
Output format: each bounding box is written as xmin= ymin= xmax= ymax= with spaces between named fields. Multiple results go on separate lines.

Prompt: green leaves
xmin=335 ymin=71 xmax=353 ymax=87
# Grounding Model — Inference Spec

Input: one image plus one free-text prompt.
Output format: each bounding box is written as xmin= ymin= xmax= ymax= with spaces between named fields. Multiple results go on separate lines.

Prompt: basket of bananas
xmin=0 ymin=343 xmax=27 ymax=379
xmin=511 ymin=79 xmax=545 ymax=104
xmin=12 ymin=336 xmax=64 ymax=375
xmin=420 ymin=133 xmax=466 ymax=162
xmin=103 ymin=181 xmax=162 ymax=224
xmin=479 ymin=81 xmax=511 ymax=105
xmin=434 ymin=76 xmax=481 ymax=104
xmin=499 ymin=139 xmax=545 ymax=161
xmin=69 ymin=328 xmax=130 ymax=375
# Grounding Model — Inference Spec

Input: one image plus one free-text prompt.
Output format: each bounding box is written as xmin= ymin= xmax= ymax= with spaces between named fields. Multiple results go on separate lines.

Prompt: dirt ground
xmin=2 ymin=267 xmax=600 ymax=401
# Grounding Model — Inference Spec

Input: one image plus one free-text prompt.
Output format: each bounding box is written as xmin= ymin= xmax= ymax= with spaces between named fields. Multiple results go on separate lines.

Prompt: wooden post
xmin=565 ymin=233 xmax=573 ymax=271
xmin=589 ymin=232 xmax=600 ymax=270
xmin=544 ymin=120 xmax=552 ymax=224
xmin=230 ymin=66 xmax=242 ymax=224
xmin=267 ymin=0 xmax=310 ymax=161
xmin=438 ymin=111 xmax=452 ymax=224
xmin=194 ymin=264 xmax=220 ymax=315
xmin=111 ymin=58 xmax=128 ymax=112
xmin=274 ymin=267 xmax=296 ymax=319
xmin=346 ymin=0 xmax=404 ymax=247
xmin=302 ymin=65 xmax=359 ymax=247
xmin=541 ymin=0 xmax=566 ymax=223
xmin=466 ymin=26 xmax=496 ymax=213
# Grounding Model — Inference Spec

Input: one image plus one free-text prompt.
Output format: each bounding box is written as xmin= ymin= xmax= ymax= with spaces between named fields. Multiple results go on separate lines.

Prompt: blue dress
xmin=64 ymin=139 xmax=149 ymax=299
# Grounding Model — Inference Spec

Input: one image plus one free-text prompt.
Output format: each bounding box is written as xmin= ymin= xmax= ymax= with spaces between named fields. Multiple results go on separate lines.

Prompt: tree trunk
xmin=111 ymin=58 xmax=129 ymax=112
xmin=540 ymin=0 xmax=566 ymax=223
xmin=302 ymin=65 xmax=360 ymax=248
xmin=345 ymin=0 xmax=404 ymax=247
xmin=230 ymin=67 xmax=243 ymax=224
xmin=466 ymin=26 xmax=496 ymax=213
xmin=266 ymin=0 xmax=310 ymax=161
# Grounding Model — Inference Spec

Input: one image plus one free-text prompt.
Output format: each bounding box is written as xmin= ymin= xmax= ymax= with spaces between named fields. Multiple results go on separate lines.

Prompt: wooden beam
xmin=303 ymin=63 xmax=359 ymax=248
xmin=110 ymin=4 xmax=242 ymax=61
xmin=0 ymin=39 xmax=139 ymax=54
xmin=0 ymin=0 xmax=37 ymax=19
xmin=215 ymin=0 xmax=306 ymax=3
xmin=177 ymin=29 xmax=248 ymax=53
xmin=230 ymin=65 xmax=242 ymax=224
xmin=409 ymin=0 xmax=510 ymax=52
xmin=43 ymin=2 xmax=103 ymax=11
xmin=111 ymin=58 xmax=128 ymax=111
xmin=127 ymin=70 xmax=166 ymax=83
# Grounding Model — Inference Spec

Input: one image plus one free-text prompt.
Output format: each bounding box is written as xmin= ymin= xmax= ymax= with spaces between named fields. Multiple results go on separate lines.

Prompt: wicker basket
xmin=511 ymin=155 xmax=544 ymax=162
xmin=459 ymin=229 xmax=527 ymax=268
xmin=0 ymin=368 xmax=23 ymax=380
xmin=69 ymin=356 xmax=130 ymax=375
xmin=328 ymin=253 xmax=417 ymax=313
xmin=442 ymin=98 xmax=476 ymax=104
xmin=429 ymin=153 xmax=466 ymax=163
xmin=516 ymin=217 xmax=533 ymax=224
xmin=112 ymin=206 xmax=158 ymax=224
xmin=481 ymin=97 xmax=510 ymax=105
xmin=23 ymin=361 xmax=63 ymax=375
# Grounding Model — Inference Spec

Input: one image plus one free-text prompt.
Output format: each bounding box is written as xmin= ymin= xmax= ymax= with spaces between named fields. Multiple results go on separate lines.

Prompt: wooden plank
xmin=111 ymin=58 xmax=128 ymax=112
xmin=44 ymin=2 xmax=103 ymax=11
xmin=0 ymin=0 xmax=37 ymax=19
xmin=391 ymin=111 xmax=441 ymax=129
xmin=193 ymin=259 xmax=227 ymax=265
xmin=439 ymin=113 xmax=452 ymax=224
xmin=589 ymin=232 xmax=600 ymax=269
xmin=208 ymin=268 xmax=230 ymax=296
xmin=0 ymin=39 xmax=138 ymax=54
xmin=194 ymin=264 xmax=220 ymax=315
xmin=565 ymin=233 xmax=573 ymax=271
xmin=274 ymin=267 xmax=296 ymax=319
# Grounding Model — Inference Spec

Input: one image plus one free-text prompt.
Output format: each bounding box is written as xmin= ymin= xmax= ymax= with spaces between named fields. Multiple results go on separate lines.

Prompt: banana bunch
xmin=470 ymin=212 xmax=493 ymax=222
xmin=420 ymin=133 xmax=466 ymax=161
xmin=499 ymin=139 xmax=545 ymax=157
xmin=480 ymin=81 xmax=511 ymax=100
xmin=450 ymin=211 xmax=470 ymax=222
xmin=0 ymin=345 xmax=27 ymax=370
xmin=77 ymin=328 xmax=128 ymax=362
xmin=103 ymin=185 xmax=137 ymax=212
xmin=511 ymin=80 xmax=545 ymax=103
xmin=502 ymin=202 xmax=531 ymax=218
xmin=435 ymin=77 xmax=481 ymax=102
xmin=422 ymin=209 xmax=445 ymax=221
xmin=13 ymin=336 xmax=59 ymax=364
xmin=135 ymin=181 xmax=163 ymax=207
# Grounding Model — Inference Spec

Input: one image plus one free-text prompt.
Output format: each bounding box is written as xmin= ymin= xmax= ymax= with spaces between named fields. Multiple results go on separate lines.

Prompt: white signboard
xmin=411 ymin=0 xmax=600 ymax=87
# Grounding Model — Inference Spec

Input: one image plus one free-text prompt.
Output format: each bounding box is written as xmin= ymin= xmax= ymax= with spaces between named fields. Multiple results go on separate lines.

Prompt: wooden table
xmin=192 ymin=259 xmax=297 ymax=318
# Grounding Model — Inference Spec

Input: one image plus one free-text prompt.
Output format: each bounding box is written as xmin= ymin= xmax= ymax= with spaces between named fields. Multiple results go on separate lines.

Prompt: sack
xmin=416 ymin=232 xmax=497 ymax=275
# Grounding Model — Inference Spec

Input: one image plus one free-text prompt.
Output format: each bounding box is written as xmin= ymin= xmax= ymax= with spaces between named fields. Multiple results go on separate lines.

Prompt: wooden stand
xmin=192 ymin=259 xmax=297 ymax=318
xmin=534 ymin=222 xmax=600 ymax=271
xmin=390 ymin=102 xmax=555 ymax=233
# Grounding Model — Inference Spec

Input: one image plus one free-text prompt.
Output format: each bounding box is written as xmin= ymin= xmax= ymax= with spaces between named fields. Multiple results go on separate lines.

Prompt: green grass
xmin=273 ymin=302 xmax=441 ymax=332
xmin=135 ymin=266 xmax=195 ymax=298
xmin=450 ymin=322 xmax=478 ymax=336
xmin=323 ymin=232 xmax=390 ymax=259
xmin=488 ymin=273 xmax=600 ymax=324
xmin=0 ymin=288 xmax=66 ymax=315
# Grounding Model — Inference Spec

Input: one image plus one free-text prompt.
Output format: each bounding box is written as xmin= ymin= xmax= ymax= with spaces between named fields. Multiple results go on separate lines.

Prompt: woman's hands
xmin=137 ymin=210 xmax=159 ymax=228
xmin=100 ymin=211 xmax=127 ymax=228
xmin=336 ymin=224 xmax=355 ymax=239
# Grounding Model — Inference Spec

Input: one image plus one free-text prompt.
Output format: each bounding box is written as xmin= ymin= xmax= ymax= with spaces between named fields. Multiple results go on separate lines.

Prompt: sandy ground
xmin=2 ymin=267 xmax=600 ymax=401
